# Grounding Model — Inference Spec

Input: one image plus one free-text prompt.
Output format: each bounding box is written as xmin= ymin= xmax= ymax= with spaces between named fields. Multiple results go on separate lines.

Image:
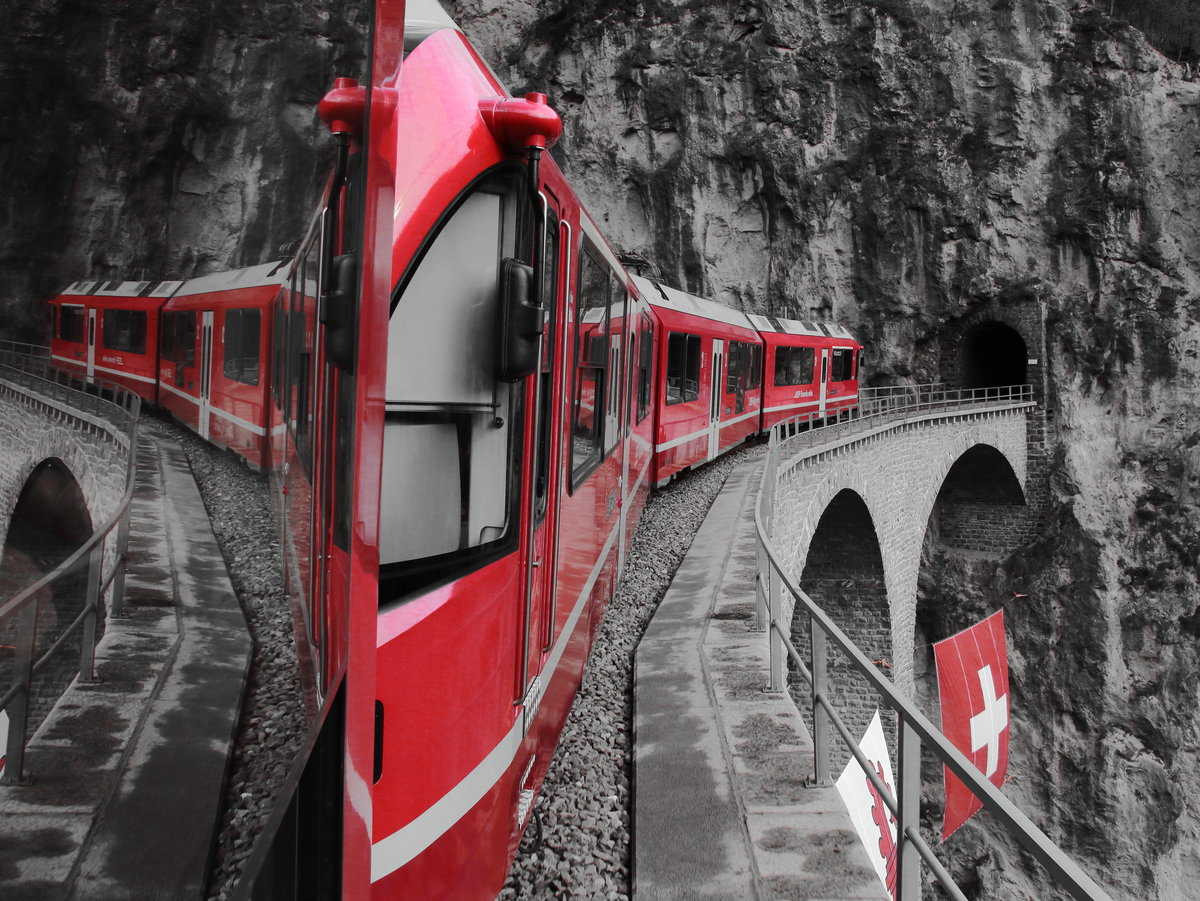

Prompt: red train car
xmin=634 ymin=276 xmax=764 ymax=487
xmin=256 ymin=2 xmax=653 ymax=897
xmin=158 ymin=262 xmax=287 ymax=470
xmin=749 ymin=313 xmax=862 ymax=430
xmin=48 ymin=279 xmax=183 ymax=402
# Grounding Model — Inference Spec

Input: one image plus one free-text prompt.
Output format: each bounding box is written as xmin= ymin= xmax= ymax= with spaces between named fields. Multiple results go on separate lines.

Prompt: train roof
xmin=631 ymin=276 xmax=756 ymax=332
xmin=170 ymin=261 xmax=289 ymax=299
xmin=55 ymin=279 xmax=184 ymax=302
xmin=746 ymin=313 xmax=856 ymax=342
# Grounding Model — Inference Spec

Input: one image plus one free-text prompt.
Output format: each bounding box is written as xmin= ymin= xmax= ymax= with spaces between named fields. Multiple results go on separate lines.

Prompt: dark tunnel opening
xmin=962 ymin=321 xmax=1028 ymax=389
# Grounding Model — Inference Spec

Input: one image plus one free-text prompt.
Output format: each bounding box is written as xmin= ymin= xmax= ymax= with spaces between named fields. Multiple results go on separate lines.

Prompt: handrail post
xmin=79 ymin=542 xmax=104 ymax=683
xmin=110 ymin=413 xmax=139 ymax=619
xmin=811 ymin=618 xmax=829 ymax=784
xmin=896 ymin=716 xmax=922 ymax=899
xmin=2 ymin=603 xmax=38 ymax=785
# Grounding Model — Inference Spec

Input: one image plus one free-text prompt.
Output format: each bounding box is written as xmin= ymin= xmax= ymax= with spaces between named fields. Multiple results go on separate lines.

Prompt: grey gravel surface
xmin=158 ymin=411 xmax=762 ymax=900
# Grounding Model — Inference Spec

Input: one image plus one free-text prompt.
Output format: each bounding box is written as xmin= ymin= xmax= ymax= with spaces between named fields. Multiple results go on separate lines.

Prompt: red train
xmin=45 ymin=2 xmax=860 ymax=897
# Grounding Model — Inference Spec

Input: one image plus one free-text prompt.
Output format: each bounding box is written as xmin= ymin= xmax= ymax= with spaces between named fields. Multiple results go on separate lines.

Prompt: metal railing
xmin=772 ymin=383 xmax=1035 ymax=447
xmin=0 ymin=345 xmax=141 ymax=785
xmin=754 ymin=384 xmax=1112 ymax=900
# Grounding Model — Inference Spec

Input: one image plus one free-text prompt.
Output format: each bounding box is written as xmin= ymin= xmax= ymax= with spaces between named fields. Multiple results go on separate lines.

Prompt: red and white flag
xmin=0 ymin=707 xmax=8 ymax=778
xmin=934 ymin=609 xmax=1009 ymax=841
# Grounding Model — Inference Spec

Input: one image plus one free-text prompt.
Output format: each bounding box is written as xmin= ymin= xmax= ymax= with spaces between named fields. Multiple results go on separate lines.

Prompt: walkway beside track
xmin=633 ymin=460 xmax=887 ymax=901
xmin=0 ymin=426 xmax=251 ymax=899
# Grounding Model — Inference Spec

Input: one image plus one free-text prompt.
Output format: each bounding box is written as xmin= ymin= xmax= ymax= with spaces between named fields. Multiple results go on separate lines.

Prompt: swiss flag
xmin=933 ymin=609 xmax=1009 ymax=841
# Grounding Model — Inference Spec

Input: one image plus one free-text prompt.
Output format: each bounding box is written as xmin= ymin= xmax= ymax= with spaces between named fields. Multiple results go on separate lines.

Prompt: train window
xmin=290 ymin=242 xmax=319 ymax=467
xmin=665 ymin=332 xmax=701 ymax=404
xmin=534 ymin=211 xmax=560 ymax=522
xmin=637 ymin=312 xmax=653 ymax=423
xmin=604 ymin=285 xmax=626 ymax=454
xmin=571 ymin=245 xmax=610 ymax=483
xmin=378 ymin=175 xmax=523 ymax=601
xmin=161 ymin=311 xmax=196 ymax=366
xmin=223 ymin=309 xmax=262 ymax=385
xmin=101 ymin=310 xmax=147 ymax=354
xmin=774 ymin=346 xmax=815 ymax=387
xmin=726 ymin=342 xmax=744 ymax=394
xmin=271 ymin=297 xmax=284 ymax=405
xmin=58 ymin=306 xmax=85 ymax=343
xmin=748 ymin=343 xmax=762 ymax=389
xmin=831 ymin=347 xmax=853 ymax=381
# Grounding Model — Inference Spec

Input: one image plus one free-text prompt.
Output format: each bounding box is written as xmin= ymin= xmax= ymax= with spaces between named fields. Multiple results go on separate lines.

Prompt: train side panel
xmin=636 ymin=277 xmax=763 ymax=486
xmin=48 ymin=280 xmax=180 ymax=403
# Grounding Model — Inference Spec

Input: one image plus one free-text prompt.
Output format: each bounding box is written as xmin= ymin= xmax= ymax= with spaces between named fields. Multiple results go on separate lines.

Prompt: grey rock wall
xmin=0 ymin=0 xmax=368 ymax=338
xmin=443 ymin=1 xmax=1200 ymax=897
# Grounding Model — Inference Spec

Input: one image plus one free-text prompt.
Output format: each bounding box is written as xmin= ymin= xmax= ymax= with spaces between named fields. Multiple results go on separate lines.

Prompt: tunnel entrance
xmin=961 ymin=321 xmax=1028 ymax=389
xmin=790 ymin=489 xmax=891 ymax=768
xmin=0 ymin=458 xmax=95 ymax=737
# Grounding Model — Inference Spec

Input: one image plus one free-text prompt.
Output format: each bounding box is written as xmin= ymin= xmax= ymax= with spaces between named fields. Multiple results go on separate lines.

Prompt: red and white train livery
xmin=49 ymin=278 xmax=182 ymax=400
xmin=44 ymin=2 xmax=861 ymax=897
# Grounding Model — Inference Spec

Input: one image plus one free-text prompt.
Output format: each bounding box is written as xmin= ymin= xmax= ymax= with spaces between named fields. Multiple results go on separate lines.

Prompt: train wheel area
xmin=0 ymin=420 xmax=252 ymax=899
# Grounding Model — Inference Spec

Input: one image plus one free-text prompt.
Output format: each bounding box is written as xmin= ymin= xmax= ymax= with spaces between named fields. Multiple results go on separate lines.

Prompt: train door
xmin=818 ymin=347 xmax=829 ymax=419
xmin=199 ymin=311 xmax=214 ymax=440
xmin=708 ymin=338 xmax=724 ymax=458
xmin=521 ymin=199 xmax=564 ymax=716
xmin=86 ymin=308 xmax=97 ymax=381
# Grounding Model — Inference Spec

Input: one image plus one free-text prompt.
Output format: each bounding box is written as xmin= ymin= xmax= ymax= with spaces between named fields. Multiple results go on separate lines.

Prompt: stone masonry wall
xmin=0 ymin=378 xmax=132 ymax=737
xmin=770 ymin=407 xmax=1031 ymax=704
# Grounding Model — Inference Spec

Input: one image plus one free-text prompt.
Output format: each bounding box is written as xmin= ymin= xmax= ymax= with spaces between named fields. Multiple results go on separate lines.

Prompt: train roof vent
xmin=767 ymin=316 xmax=785 ymax=332
xmin=802 ymin=320 xmax=819 ymax=333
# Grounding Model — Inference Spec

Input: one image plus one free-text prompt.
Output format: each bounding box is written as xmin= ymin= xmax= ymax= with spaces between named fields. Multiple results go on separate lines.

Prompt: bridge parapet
xmin=0 ymin=344 xmax=140 ymax=784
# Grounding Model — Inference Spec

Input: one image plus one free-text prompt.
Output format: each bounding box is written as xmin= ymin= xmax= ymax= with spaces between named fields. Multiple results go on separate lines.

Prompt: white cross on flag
xmin=933 ymin=609 xmax=1009 ymax=841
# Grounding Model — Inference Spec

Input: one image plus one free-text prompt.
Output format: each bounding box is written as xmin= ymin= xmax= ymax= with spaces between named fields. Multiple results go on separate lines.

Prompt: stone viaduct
xmin=0 ymin=367 xmax=133 ymax=734
xmin=764 ymin=396 xmax=1043 ymax=762
xmin=0 ymin=371 xmax=130 ymax=561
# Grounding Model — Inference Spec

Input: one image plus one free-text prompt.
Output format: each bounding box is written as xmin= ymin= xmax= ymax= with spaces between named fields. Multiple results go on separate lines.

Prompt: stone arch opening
xmin=0 ymin=458 xmax=95 ymax=734
xmin=790 ymin=489 xmax=891 ymax=768
xmin=932 ymin=444 xmax=1029 ymax=555
xmin=962 ymin=321 xmax=1027 ymax=389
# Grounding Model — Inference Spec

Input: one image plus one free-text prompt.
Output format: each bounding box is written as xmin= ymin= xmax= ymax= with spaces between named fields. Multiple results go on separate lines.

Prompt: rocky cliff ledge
xmin=443 ymin=1 xmax=1200 ymax=896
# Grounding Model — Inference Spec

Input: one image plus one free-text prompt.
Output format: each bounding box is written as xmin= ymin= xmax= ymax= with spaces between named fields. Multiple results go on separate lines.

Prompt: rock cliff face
xmin=443 ymin=0 xmax=1200 ymax=897
xmin=5 ymin=0 xmax=1199 ymax=896
xmin=0 ymin=0 xmax=367 ymax=336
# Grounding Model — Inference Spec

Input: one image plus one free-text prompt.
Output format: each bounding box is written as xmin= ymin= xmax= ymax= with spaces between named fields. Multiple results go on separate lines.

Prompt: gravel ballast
xmin=161 ymin=412 xmax=762 ymax=899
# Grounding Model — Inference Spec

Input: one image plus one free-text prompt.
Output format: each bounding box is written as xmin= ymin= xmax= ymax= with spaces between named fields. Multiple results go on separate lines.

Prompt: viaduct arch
xmin=770 ymin=404 xmax=1039 ymax=755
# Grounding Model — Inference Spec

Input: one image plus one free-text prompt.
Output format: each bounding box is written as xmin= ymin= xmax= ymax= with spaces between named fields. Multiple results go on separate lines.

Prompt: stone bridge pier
xmin=770 ymin=403 xmax=1039 ymax=763
xmin=0 ymin=372 xmax=132 ymax=732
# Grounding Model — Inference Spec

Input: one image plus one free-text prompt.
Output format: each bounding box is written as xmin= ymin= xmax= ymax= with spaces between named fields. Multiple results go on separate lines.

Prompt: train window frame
xmin=774 ymin=345 xmax=815 ymax=387
xmin=665 ymin=331 xmax=701 ymax=405
xmin=223 ymin=308 xmax=262 ymax=385
xmin=101 ymin=309 xmax=147 ymax=355
xmin=570 ymin=241 xmax=611 ymax=489
xmin=377 ymin=165 xmax=529 ymax=607
xmin=160 ymin=311 xmax=197 ymax=367
xmin=58 ymin=305 xmax=85 ymax=343
xmin=636 ymin=311 xmax=653 ymax=423
xmin=830 ymin=347 xmax=853 ymax=381
xmin=534 ymin=207 xmax=560 ymax=524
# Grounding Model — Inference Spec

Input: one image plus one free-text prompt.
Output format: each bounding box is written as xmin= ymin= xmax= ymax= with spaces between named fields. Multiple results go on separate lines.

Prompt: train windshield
xmin=378 ymin=173 xmax=523 ymax=603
